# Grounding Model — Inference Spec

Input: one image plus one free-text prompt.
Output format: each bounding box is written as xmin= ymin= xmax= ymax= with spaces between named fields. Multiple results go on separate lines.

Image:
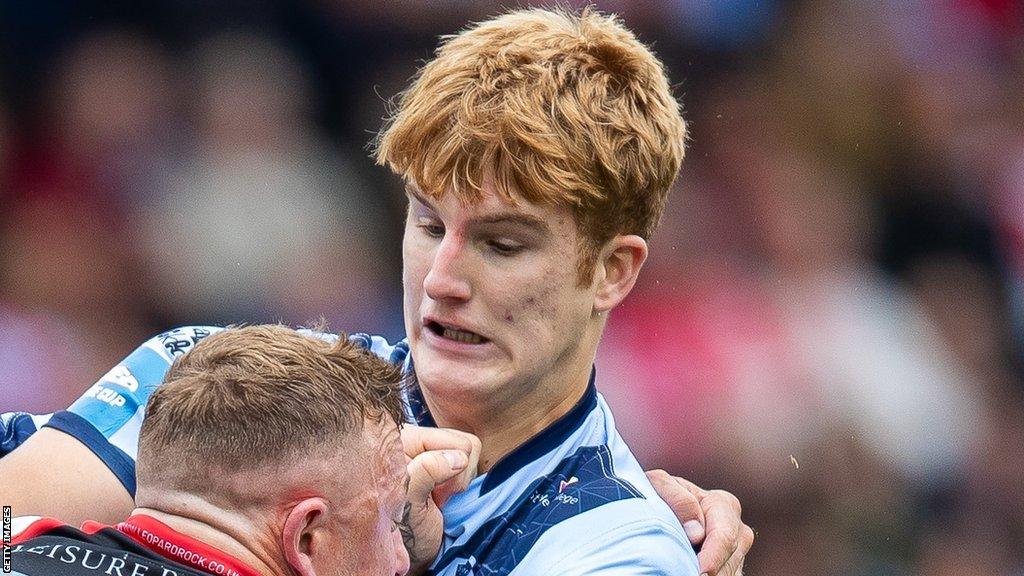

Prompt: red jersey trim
xmin=114 ymin=514 xmax=262 ymax=576
xmin=80 ymin=520 xmax=107 ymax=535
xmin=10 ymin=517 xmax=64 ymax=545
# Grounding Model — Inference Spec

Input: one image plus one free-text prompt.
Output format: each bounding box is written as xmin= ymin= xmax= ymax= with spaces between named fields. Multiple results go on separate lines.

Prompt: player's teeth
xmin=442 ymin=327 xmax=483 ymax=344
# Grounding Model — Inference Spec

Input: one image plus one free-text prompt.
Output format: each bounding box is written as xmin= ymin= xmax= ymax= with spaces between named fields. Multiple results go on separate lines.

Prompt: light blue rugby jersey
xmin=2 ymin=326 xmax=699 ymax=576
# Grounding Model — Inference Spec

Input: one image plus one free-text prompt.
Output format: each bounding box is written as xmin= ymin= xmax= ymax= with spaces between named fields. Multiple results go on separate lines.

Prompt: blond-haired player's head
xmin=377 ymin=6 xmax=686 ymax=282
xmin=136 ymin=325 xmax=410 ymax=576
xmin=375 ymin=7 xmax=686 ymax=455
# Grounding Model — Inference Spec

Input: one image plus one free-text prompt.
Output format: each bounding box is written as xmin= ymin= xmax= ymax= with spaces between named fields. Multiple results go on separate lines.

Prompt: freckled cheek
xmin=505 ymin=289 xmax=559 ymax=333
xmin=494 ymin=261 xmax=573 ymax=328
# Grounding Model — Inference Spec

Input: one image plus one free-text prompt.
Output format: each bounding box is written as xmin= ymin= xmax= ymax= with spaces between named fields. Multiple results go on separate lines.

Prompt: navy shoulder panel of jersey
xmin=348 ymin=333 xmax=410 ymax=366
xmin=1 ymin=412 xmax=39 ymax=456
xmin=432 ymin=444 xmax=644 ymax=576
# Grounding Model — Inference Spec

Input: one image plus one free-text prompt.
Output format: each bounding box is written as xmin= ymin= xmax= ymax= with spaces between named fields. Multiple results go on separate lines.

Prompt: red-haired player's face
xmin=402 ymin=182 xmax=598 ymax=419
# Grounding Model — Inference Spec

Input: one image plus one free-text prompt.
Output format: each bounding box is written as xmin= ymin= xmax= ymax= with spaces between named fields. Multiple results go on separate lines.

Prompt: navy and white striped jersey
xmin=2 ymin=326 xmax=699 ymax=576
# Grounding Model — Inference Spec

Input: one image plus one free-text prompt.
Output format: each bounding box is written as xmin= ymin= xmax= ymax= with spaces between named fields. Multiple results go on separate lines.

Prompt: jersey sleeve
xmin=3 ymin=325 xmax=367 ymax=498
xmin=0 ymin=413 xmax=53 ymax=457
xmin=41 ymin=326 xmax=223 ymax=496
xmin=512 ymin=501 xmax=700 ymax=576
xmin=348 ymin=333 xmax=411 ymax=366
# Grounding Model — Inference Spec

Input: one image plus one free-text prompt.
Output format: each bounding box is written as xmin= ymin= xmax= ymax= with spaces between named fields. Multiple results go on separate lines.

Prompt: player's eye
xmin=487 ymin=239 xmax=524 ymax=256
xmin=417 ymin=221 xmax=445 ymax=238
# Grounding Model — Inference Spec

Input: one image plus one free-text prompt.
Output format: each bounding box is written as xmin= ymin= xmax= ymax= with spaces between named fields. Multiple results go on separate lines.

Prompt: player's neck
xmin=479 ymin=377 xmax=591 ymax=473
xmin=131 ymin=507 xmax=287 ymax=576
xmin=427 ymin=351 xmax=596 ymax=473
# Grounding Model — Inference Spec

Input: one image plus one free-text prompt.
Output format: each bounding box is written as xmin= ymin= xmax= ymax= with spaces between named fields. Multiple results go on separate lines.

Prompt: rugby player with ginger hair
xmin=1 ymin=7 xmax=753 ymax=576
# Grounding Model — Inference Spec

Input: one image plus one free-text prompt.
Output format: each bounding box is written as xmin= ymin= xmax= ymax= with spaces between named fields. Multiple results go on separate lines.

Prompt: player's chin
xmin=415 ymin=351 xmax=503 ymax=393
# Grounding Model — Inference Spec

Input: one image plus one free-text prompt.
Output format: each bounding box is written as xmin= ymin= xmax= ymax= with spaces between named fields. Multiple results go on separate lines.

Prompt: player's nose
xmin=423 ymin=235 xmax=472 ymax=302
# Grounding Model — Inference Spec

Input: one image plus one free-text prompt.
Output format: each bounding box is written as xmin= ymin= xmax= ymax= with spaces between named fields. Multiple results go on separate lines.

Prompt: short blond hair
xmin=375 ymin=7 xmax=687 ymax=282
xmin=137 ymin=325 xmax=404 ymax=491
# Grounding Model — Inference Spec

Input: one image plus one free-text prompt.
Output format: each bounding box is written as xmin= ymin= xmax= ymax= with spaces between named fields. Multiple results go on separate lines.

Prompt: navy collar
xmin=407 ymin=366 xmax=599 ymax=495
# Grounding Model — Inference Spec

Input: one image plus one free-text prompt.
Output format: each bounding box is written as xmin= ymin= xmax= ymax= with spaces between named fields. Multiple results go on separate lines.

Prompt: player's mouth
xmin=424 ymin=320 xmax=490 ymax=345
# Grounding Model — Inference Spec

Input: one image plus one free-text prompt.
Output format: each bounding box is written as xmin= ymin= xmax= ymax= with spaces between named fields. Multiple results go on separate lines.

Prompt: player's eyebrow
xmin=405 ymin=185 xmax=433 ymax=209
xmin=470 ymin=212 xmax=550 ymax=235
xmin=405 ymin=187 xmax=550 ymax=236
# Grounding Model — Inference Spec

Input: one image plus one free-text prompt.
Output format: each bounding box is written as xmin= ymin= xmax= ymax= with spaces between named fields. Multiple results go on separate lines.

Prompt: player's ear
xmin=282 ymin=497 xmax=328 ymax=576
xmin=592 ymin=234 xmax=648 ymax=314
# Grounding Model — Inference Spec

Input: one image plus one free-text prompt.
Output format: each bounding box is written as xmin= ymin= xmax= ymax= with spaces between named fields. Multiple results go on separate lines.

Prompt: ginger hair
xmin=375 ymin=7 xmax=687 ymax=283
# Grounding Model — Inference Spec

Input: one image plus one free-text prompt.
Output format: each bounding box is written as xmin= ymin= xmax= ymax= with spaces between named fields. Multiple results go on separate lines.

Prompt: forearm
xmin=0 ymin=427 xmax=133 ymax=524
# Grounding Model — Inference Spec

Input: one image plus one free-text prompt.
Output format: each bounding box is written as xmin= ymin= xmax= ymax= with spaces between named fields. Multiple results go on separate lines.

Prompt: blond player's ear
xmin=282 ymin=497 xmax=328 ymax=576
xmin=593 ymin=235 xmax=648 ymax=314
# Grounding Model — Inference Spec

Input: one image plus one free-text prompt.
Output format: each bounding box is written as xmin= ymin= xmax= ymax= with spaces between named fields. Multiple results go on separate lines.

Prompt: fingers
xmin=739 ymin=523 xmax=755 ymax=555
xmin=403 ymin=426 xmax=481 ymax=506
xmin=646 ymin=472 xmax=753 ymax=576
xmin=717 ymin=551 xmax=746 ymax=576
xmin=406 ymin=450 xmax=468 ymax=507
xmin=696 ymin=490 xmax=744 ymax=576
xmin=402 ymin=449 xmax=464 ymax=575
xmin=451 ymin=430 xmax=481 ymax=497
xmin=402 ymin=426 xmax=476 ymax=457
xmin=711 ymin=525 xmax=753 ymax=576
xmin=674 ymin=475 xmax=709 ymax=500
xmin=647 ymin=470 xmax=706 ymax=544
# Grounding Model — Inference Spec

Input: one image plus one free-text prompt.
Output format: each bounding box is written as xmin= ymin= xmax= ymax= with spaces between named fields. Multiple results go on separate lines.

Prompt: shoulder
xmin=147 ymin=327 xmax=407 ymax=363
xmin=10 ymin=517 xmax=66 ymax=545
xmin=143 ymin=326 xmax=224 ymax=361
xmin=512 ymin=424 xmax=698 ymax=574
xmin=348 ymin=333 xmax=410 ymax=366
xmin=1 ymin=413 xmax=51 ymax=456
xmin=9 ymin=518 xmax=206 ymax=576
xmin=433 ymin=444 xmax=694 ymax=576
xmin=79 ymin=325 xmax=225 ymax=398
xmin=515 ymin=500 xmax=699 ymax=576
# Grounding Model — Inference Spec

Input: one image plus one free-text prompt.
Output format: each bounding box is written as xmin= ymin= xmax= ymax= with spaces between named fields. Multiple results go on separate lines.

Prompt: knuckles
xmin=740 ymin=524 xmax=755 ymax=550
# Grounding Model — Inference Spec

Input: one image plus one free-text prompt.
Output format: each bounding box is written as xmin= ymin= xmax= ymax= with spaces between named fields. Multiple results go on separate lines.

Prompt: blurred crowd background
xmin=2 ymin=0 xmax=1023 ymax=574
